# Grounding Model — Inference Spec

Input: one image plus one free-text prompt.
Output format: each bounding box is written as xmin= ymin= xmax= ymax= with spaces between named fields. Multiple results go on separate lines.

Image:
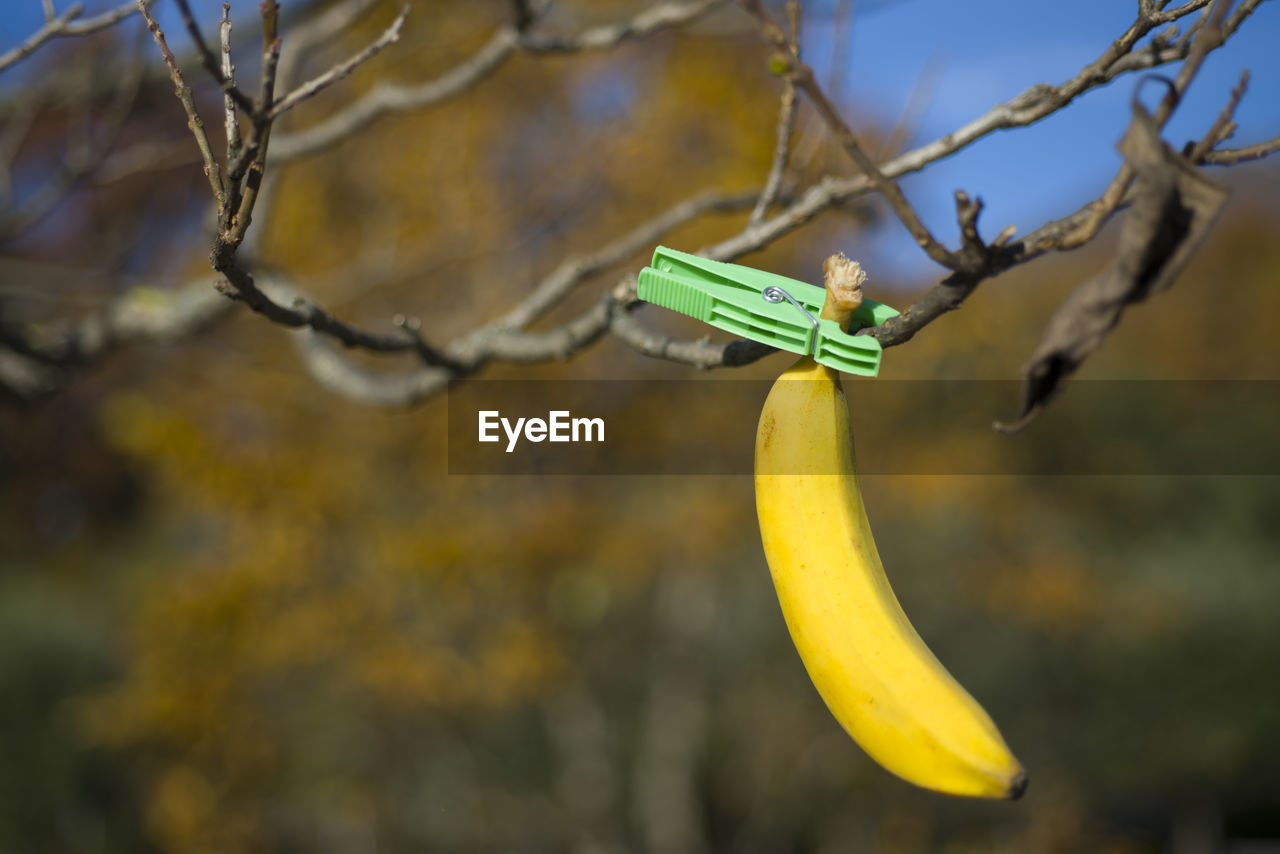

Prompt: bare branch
xmin=739 ymin=1 xmax=976 ymax=271
xmin=393 ymin=314 xmax=465 ymax=371
xmin=221 ymin=3 xmax=242 ymax=161
xmin=268 ymin=5 xmax=410 ymax=120
xmin=130 ymin=1 xmax=740 ymax=403
xmin=171 ymin=0 xmax=256 ymax=114
xmin=291 ymin=289 xmax=615 ymax=407
xmin=136 ymin=0 xmax=224 ymax=204
xmin=1154 ymin=0 xmax=1232 ymax=126
xmin=1201 ymin=133 xmax=1280 ymax=165
xmin=749 ymin=85 xmax=798 ymax=226
xmin=61 ymin=0 xmax=149 ymax=37
xmin=519 ymin=0 xmax=723 ymax=52
xmin=217 ymin=4 xmax=281 ymax=245
xmin=178 ymin=0 xmax=747 ymax=394
xmin=601 ymin=1 xmax=1260 ymax=372
xmin=0 ymin=278 xmax=232 ymax=399
xmin=611 ymin=308 xmax=775 ymax=369
xmin=749 ymin=0 xmax=800 ymax=226
xmin=0 ymin=0 xmax=148 ymax=73
xmin=865 ymin=44 xmax=1244 ymax=354
xmin=270 ymin=27 xmax=517 ymax=162
xmin=213 ymin=270 xmax=462 ymax=369
xmin=953 ymin=190 xmax=986 ymax=263
xmin=800 ymin=60 xmax=961 ymax=267
xmin=117 ymin=181 xmax=750 ymax=406
xmin=215 ymin=186 xmax=757 ymax=382
xmin=0 ymin=4 xmax=83 ymax=73
xmin=270 ymin=0 xmax=724 ymax=163
xmin=855 ymin=0 xmax=1238 ymax=198
xmin=11 ymin=0 xmax=1272 ymax=405
xmin=1024 ymin=0 xmax=1238 ymax=254
xmin=789 ymin=0 xmax=853 ymax=172
xmin=274 ymin=0 xmax=382 ymax=88
xmin=490 ymin=188 xmax=759 ymax=333
xmin=230 ymin=34 xmax=280 ymax=238
xmin=1188 ymin=69 xmax=1248 ymax=162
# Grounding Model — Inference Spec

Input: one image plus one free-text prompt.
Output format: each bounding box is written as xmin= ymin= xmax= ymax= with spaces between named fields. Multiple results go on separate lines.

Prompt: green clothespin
xmin=637 ymin=246 xmax=898 ymax=377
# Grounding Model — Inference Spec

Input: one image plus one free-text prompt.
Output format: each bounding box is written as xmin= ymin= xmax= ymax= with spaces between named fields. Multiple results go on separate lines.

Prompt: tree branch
xmin=0 ymin=0 xmax=149 ymax=74
xmin=0 ymin=278 xmax=232 ymax=399
xmin=9 ymin=0 xmax=1272 ymax=405
xmin=137 ymin=0 xmax=224 ymax=203
xmin=738 ymin=0 xmax=964 ymax=270
xmin=220 ymin=3 xmax=242 ymax=162
xmin=1201 ymin=134 xmax=1280 ymax=165
xmin=268 ymin=5 xmax=410 ymax=120
xmin=171 ymin=0 xmax=256 ymax=114
xmin=749 ymin=0 xmax=799 ymax=226
xmin=1188 ymin=69 xmax=1249 ymax=163
xmin=270 ymin=0 xmax=725 ymax=163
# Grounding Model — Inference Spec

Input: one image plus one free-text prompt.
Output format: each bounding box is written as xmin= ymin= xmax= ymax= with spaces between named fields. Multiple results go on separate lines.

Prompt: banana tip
xmin=1006 ymin=769 xmax=1029 ymax=801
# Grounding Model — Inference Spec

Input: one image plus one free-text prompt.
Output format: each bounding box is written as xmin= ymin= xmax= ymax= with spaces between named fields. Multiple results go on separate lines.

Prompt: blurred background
xmin=2 ymin=0 xmax=1279 ymax=851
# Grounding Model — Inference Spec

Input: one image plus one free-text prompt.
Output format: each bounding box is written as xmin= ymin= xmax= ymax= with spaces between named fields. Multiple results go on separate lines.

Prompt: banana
xmin=753 ymin=256 xmax=1026 ymax=800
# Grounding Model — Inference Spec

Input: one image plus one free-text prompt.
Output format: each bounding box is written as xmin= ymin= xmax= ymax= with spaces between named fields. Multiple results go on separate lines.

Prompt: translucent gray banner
xmin=446 ymin=380 xmax=1278 ymax=475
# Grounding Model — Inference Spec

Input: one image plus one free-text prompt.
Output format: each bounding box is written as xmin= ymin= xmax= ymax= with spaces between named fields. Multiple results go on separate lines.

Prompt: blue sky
xmin=803 ymin=0 xmax=1280 ymax=277
xmin=2 ymin=0 xmax=1277 ymax=280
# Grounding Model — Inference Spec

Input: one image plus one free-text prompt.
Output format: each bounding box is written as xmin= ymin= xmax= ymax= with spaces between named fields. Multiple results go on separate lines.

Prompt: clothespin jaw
xmin=636 ymin=246 xmax=898 ymax=377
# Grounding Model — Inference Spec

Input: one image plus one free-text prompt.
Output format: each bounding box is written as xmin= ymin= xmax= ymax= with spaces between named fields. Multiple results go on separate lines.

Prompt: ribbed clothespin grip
xmin=637 ymin=246 xmax=898 ymax=377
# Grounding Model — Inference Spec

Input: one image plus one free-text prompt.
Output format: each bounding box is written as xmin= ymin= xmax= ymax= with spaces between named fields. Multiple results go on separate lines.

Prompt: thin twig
xmin=790 ymin=0 xmax=853 ymax=173
xmin=221 ymin=3 xmax=241 ymax=162
xmin=0 ymin=276 xmax=233 ymax=398
xmin=1042 ymin=0 xmax=1237 ymax=252
xmin=749 ymin=85 xmax=797 ymax=225
xmin=221 ymin=3 xmax=281 ymax=246
xmin=270 ymin=0 xmax=724 ymax=163
xmin=217 ymin=187 xmax=757 ymax=377
xmin=1201 ymin=133 xmax=1280 ymax=165
xmin=0 ymin=4 xmax=83 ymax=73
xmin=953 ymin=190 xmax=986 ymax=262
xmin=749 ymin=0 xmax=800 ymax=226
xmin=213 ymin=272 xmax=463 ymax=369
xmin=172 ymin=0 xmax=256 ymax=114
xmin=0 ymin=0 xmax=149 ymax=73
xmin=62 ymin=0 xmax=149 ymax=36
xmin=483 ymin=189 xmax=759 ymax=333
xmin=12 ymin=0 xmax=1269 ymax=404
xmin=137 ymin=0 xmax=224 ymax=203
xmin=269 ymin=5 xmax=410 ymax=120
xmin=270 ymin=27 xmax=517 ymax=162
xmin=607 ymin=2 xmax=1258 ymax=368
xmin=1188 ymin=69 xmax=1248 ymax=162
xmin=521 ymin=0 xmax=722 ymax=51
xmin=738 ymin=1 xmax=964 ymax=270
xmin=274 ymin=0 xmax=382 ymax=89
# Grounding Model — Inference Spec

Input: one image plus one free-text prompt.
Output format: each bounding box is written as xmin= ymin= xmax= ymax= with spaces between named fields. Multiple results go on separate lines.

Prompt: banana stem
xmin=819 ymin=253 xmax=866 ymax=333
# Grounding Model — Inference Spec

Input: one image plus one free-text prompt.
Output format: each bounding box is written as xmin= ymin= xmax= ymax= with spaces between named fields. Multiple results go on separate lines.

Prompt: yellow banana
xmin=754 ymin=256 xmax=1026 ymax=800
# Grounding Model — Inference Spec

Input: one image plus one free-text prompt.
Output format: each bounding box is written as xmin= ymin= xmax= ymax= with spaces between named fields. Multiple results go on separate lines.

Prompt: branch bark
xmin=3 ymin=0 xmax=1275 ymax=407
